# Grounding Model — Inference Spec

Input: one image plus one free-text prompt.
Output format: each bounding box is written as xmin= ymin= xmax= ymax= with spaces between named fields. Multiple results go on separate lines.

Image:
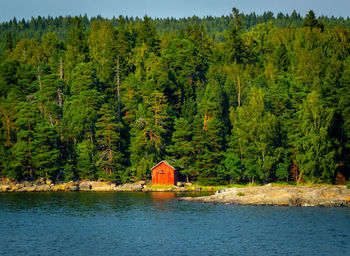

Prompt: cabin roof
xmin=151 ymin=160 xmax=177 ymax=171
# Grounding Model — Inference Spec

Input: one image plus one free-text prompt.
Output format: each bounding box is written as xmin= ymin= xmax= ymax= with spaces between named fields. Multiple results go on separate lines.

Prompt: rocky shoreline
xmin=2 ymin=180 xmax=350 ymax=207
xmin=179 ymin=185 xmax=350 ymax=207
xmin=0 ymin=180 xmax=194 ymax=193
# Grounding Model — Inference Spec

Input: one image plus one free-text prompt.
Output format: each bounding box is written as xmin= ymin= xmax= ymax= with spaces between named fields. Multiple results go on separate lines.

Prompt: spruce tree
xmin=167 ymin=117 xmax=194 ymax=182
xmin=95 ymin=103 xmax=122 ymax=180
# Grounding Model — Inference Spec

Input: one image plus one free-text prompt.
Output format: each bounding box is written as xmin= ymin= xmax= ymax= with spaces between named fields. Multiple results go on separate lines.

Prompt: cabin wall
xmin=152 ymin=162 xmax=176 ymax=185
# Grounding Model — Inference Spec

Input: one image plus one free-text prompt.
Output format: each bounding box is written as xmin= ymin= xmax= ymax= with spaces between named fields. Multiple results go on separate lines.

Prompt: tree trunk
xmin=57 ymin=87 xmax=63 ymax=108
xmin=59 ymin=57 xmax=63 ymax=80
xmin=297 ymin=171 xmax=302 ymax=185
xmin=237 ymin=76 xmax=241 ymax=107
xmin=28 ymin=123 xmax=33 ymax=179
xmin=116 ymin=56 xmax=121 ymax=150
xmin=37 ymin=67 xmax=42 ymax=89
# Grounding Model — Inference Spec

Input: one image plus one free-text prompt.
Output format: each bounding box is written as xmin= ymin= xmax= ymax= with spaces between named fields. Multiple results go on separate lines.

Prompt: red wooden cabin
xmin=151 ymin=161 xmax=178 ymax=185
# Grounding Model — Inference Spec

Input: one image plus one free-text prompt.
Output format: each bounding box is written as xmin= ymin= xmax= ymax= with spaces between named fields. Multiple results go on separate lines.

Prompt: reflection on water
xmin=150 ymin=192 xmax=176 ymax=211
xmin=0 ymin=192 xmax=349 ymax=256
xmin=150 ymin=192 xmax=176 ymax=201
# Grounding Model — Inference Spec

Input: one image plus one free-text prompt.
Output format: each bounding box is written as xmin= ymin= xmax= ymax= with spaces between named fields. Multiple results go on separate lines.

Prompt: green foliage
xmin=167 ymin=117 xmax=194 ymax=182
xmin=32 ymin=121 xmax=60 ymax=179
xmin=303 ymin=10 xmax=324 ymax=31
xmin=0 ymin=11 xmax=349 ymax=185
xmin=227 ymin=88 xmax=279 ymax=184
xmin=95 ymin=103 xmax=123 ymax=180
xmin=292 ymin=91 xmax=336 ymax=183
xmin=76 ymin=140 xmax=95 ymax=180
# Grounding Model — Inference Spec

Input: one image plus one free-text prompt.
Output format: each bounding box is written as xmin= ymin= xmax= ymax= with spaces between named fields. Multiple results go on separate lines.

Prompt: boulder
xmin=27 ymin=186 xmax=37 ymax=192
xmin=66 ymin=181 xmax=79 ymax=187
xmin=15 ymin=186 xmax=32 ymax=192
xmin=20 ymin=181 xmax=33 ymax=187
xmin=10 ymin=181 xmax=18 ymax=187
xmin=36 ymin=184 xmax=51 ymax=192
xmin=90 ymin=181 xmax=116 ymax=191
xmin=58 ymin=184 xmax=67 ymax=191
xmin=0 ymin=185 xmax=10 ymax=192
xmin=115 ymin=183 xmax=143 ymax=192
xmin=79 ymin=183 xmax=92 ymax=191
xmin=52 ymin=185 xmax=61 ymax=192
xmin=67 ymin=185 xmax=79 ymax=191
xmin=11 ymin=184 xmax=24 ymax=191
xmin=176 ymin=182 xmax=184 ymax=187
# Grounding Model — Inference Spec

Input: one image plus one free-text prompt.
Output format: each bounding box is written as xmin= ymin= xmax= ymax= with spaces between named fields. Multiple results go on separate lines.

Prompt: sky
xmin=0 ymin=0 xmax=348 ymax=22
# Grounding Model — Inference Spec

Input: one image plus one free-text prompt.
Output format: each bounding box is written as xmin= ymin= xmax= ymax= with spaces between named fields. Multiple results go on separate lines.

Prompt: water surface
xmin=0 ymin=192 xmax=349 ymax=256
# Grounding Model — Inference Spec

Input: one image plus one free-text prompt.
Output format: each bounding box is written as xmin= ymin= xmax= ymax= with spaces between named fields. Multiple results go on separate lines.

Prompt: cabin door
xmin=158 ymin=169 xmax=169 ymax=185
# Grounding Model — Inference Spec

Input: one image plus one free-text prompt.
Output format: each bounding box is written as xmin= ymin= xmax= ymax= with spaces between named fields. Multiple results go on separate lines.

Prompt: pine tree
xmin=32 ymin=121 xmax=60 ymax=179
xmin=224 ymin=8 xmax=245 ymax=63
xmin=95 ymin=103 xmax=122 ymax=180
xmin=11 ymin=101 xmax=40 ymax=179
xmin=303 ymin=10 xmax=324 ymax=31
xmin=4 ymin=32 xmax=13 ymax=52
xmin=129 ymin=90 xmax=169 ymax=180
xmin=167 ymin=117 xmax=194 ymax=182
xmin=64 ymin=17 xmax=88 ymax=81
xmin=76 ymin=139 xmax=95 ymax=180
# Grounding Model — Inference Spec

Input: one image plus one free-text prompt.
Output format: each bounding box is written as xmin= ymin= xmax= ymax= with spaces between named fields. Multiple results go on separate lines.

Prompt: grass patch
xmin=270 ymin=182 xmax=335 ymax=187
xmin=346 ymin=181 xmax=350 ymax=189
xmin=187 ymin=183 xmax=256 ymax=192
xmin=270 ymin=181 xmax=296 ymax=186
xmin=186 ymin=184 xmax=228 ymax=192
xmin=145 ymin=185 xmax=177 ymax=189
xmin=237 ymin=192 xmax=245 ymax=196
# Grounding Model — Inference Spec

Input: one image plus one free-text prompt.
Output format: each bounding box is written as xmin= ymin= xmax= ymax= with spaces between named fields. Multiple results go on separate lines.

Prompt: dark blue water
xmin=0 ymin=192 xmax=349 ymax=256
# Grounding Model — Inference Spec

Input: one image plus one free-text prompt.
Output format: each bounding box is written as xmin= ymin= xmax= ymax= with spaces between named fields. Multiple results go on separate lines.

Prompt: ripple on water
xmin=0 ymin=192 xmax=350 ymax=256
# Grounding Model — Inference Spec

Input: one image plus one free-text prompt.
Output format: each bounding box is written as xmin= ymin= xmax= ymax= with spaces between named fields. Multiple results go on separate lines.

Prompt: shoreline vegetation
xmin=0 ymin=8 xmax=349 ymax=187
xmin=1 ymin=178 xmax=350 ymax=207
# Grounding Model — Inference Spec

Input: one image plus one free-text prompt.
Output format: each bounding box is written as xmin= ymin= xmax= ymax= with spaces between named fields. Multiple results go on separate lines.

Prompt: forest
xmin=0 ymin=9 xmax=349 ymax=185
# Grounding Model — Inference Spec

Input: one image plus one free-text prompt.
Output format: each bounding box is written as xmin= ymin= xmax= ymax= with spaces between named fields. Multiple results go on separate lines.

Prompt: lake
xmin=0 ymin=192 xmax=349 ymax=256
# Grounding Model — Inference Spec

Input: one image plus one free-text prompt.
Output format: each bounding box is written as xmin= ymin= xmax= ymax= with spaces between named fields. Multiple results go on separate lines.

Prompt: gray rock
xmin=181 ymin=185 xmax=350 ymax=207
xmin=20 ymin=181 xmax=33 ymax=187
xmin=115 ymin=183 xmax=143 ymax=192
xmin=176 ymin=182 xmax=184 ymax=187
xmin=79 ymin=183 xmax=92 ymax=190
xmin=36 ymin=184 xmax=52 ymax=192
xmin=67 ymin=185 xmax=79 ymax=191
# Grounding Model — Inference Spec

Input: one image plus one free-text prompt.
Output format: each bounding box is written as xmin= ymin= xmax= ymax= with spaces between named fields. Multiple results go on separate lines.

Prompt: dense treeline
xmin=0 ymin=9 xmax=349 ymax=185
xmin=1 ymin=9 xmax=350 ymax=48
